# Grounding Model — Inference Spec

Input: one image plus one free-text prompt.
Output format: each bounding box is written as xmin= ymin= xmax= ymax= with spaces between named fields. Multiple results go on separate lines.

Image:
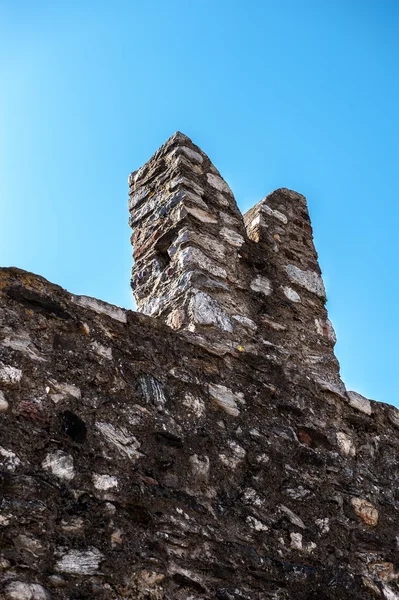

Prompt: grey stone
xmin=261 ymin=203 xmax=288 ymax=224
xmin=95 ymin=422 xmax=142 ymax=460
xmin=280 ymin=505 xmax=306 ymax=529
xmin=2 ymin=332 xmax=46 ymax=362
xmin=92 ymin=473 xmax=118 ymax=490
xmin=250 ymin=276 xmax=272 ymax=296
xmin=138 ymin=374 xmax=167 ymax=407
xmin=71 ymin=295 xmax=127 ymax=323
xmin=206 ymin=172 xmax=232 ymax=195
xmin=4 ymin=582 xmax=50 ymax=600
xmin=42 ymin=451 xmax=75 ymax=481
xmin=188 ymin=291 xmax=233 ymax=332
xmin=283 ymin=286 xmax=301 ymax=302
xmin=175 ymin=247 xmax=227 ymax=279
xmin=0 ymin=446 xmax=21 ymax=472
xmin=169 ymin=146 xmax=203 ymax=164
xmin=208 ymin=384 xmax=244 ymax=417
xmin=0 ymin=361 xmax=22 ymax=386
xmin=285 ymin=264 xmax=326 ymax=298
xmin=219 ymin=227 xmax=245 ymax=248
xmin=55 ymin=548 xmax=103 ymax=575
xmin=347 ymin=390 xmax=372 ymax=415
xmin=184 ymin=205 xmax=218 ymax=224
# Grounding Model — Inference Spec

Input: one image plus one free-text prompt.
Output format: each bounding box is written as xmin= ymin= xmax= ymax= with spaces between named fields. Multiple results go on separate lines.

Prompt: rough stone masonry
xmin=1 ymin=133 xmax=398 ymax=600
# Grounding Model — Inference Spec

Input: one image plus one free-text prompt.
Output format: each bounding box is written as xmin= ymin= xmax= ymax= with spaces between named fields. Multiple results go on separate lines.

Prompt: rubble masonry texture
xmin=0 ymin=132 xmax=398 ymax=599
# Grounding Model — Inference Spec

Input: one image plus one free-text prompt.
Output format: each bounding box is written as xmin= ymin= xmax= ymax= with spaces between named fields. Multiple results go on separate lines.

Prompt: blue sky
xmin=1 ymin=0 xmax=398 ymax=406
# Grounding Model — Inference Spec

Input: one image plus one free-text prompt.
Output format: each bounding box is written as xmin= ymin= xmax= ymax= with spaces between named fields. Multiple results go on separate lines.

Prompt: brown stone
xmin=351 ymin=497 xmax=379 ymax=526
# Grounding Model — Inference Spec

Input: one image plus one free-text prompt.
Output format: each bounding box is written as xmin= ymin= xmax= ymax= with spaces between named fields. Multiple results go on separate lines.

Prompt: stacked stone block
xmin=130 ymin=134 xmax=344 ymax=390
xmin=244 ymin=188 xmax=344 ymax=392
xmin=128 ymin=132 xmax=250 ymax=345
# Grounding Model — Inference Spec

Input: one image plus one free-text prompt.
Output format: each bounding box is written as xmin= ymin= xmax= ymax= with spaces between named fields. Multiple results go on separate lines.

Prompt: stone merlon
xmin=129 ymin=132 xmax=342 ymax=390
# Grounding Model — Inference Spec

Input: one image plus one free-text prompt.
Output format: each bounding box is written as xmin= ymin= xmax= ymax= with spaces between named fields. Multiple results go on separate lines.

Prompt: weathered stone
xmin=169 ymin=145 xmax=203 ymax=164
xmin=232 ymin=314 xmax=257 ymax=332
xmin=71 ymin=294 xmax=127 ymax=323
xmin=208 ymin=383 xmax=243 ymax=417
xmin=169 ymin=176 xmax=204 ymax=197
xmin=351 ymin=497 xmax=379 ymax=526
xmin=285 ymin=264 xmax=326 ymax=298
xmin=188 ymin=291 xmax=233 ymax=332
xmin=250 ymin=276 xmax=272 ymax=296
xmin=189 ymin=454 xmax=210 ymax=481
xmin=219 ymin=440 xmax=246 ymax=469
xmin=175 ymin=247 xmax=227 ymax=279
xmin=180 ymin=205 xmax=218 ymax=224
xmin=165 ymin=308 xmax=185 ymax=329
xmin=347 ymin=390 xmax=372 ymax=415
xmin=46 ymin=380 xmax=81 ymax=403
xmin=138 ymin=374 xmax=167 ymax=407
xmin=0 ymin=446 xmax=21 ymax=472
xmin=382 ymin=584 xmax=399 ymax=600
xmin=206 ymin=172 xmax=232 ymax=195
xmin=336 ymin=431 xmax=356 ymax=457
xmin=242 ymin=487 xmax=265 ymax=507
xmin=14 ymin=534 xmax=45 ymax=561
xmin=92 ymin=473 xmax=118 ymax=490
xmin=4 ymin=581 xmax=50 ymax=600
xmin=0 ymin=362 xmax=22 ymax=386
xmin=0 ymin=389 xmax=9 ymax=411
xmin=315 ymin=318 xmax=337 ymax=343
xmin=246 ymin=515 xmax=268 ymax=532
xmin=261 ymin=315 xmax=287 ymax=331
xmin=182 ymin=392 xmax=206 ymax=418
xmin=91 ymin=341 xmax=112 ymax=359
xmin=2 ymin=332 xmax=46 ymax=362
xmin=290 ymin=532 xmax=303 ymax=550
xmin=60 ymin=516 xmax=84 ymax=533
xmin=283 ymin=286 xmax=301 ymax=302
xmin=262 ymin=203 xmax=288 ymax=224
xmin=315 ymin=518 xmax=330 ymax=534
xmin=219 ymin=227 xmax=245 ymax=248
xmin=128 ymin=186 xmax=148 ymax=210
xmin=368 ymin=561 xmax=397 ymax=583
xmin=95 ymin=422 xmax=142 ymax=460
xmin=168 ymin=229 xmax=226 ymax=262
xmin=316 ymin=378 xmax=346 ymax=398
xmin=55 ymin=548 xmax=103 ymax=575
xmin=42 ymin=451 xmax=75 ymax=481
xmin=280 ymin=505 xmax=306 ymax=529
xmin=388 ymin=407 xmax=399 ymax=429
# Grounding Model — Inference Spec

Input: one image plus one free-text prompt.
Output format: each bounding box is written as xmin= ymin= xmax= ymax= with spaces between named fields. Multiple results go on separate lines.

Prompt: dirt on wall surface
xmin=0 ymin=266 xmax=399 ymax=600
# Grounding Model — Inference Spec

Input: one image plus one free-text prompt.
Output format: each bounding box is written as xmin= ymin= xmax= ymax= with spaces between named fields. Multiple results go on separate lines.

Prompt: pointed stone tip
xmin=128 ymin=132 xmax=197 ymax=186
xmin=264 ymin=188 xmax=307 ymax=203
xmin=244 ymin=188 xmax=307 ymax=218
xmin=166 ymin=131 xmax=194 ymax=146
xmin=173 ymin=130 xmax=191 ymax=139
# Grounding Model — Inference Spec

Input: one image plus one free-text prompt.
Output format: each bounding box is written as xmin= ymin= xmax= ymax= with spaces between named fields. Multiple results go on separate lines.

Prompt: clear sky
xmin=1 ymin=0 xmax=398 ymax=406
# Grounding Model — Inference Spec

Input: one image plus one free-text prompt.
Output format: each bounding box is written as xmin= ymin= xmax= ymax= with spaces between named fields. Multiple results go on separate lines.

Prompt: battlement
xmin=129 ymin=133 xmax=343 ymax=391
xmin=0 ymin=135 xmax=398 ymax=600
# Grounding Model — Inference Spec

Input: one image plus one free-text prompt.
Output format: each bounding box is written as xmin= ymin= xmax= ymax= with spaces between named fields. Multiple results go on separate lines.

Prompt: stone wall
xmin=1 ymin=134 xmax=398 ymax=600
xmin=128 ymin=133 xmax=342 ymax=389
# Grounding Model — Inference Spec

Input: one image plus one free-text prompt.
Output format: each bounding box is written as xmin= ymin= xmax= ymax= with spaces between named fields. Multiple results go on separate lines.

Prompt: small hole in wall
xmin=60 ymin=410 xmax=87 ymax=443
xmin=156 ymin=249 xmax=171 ymax=271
